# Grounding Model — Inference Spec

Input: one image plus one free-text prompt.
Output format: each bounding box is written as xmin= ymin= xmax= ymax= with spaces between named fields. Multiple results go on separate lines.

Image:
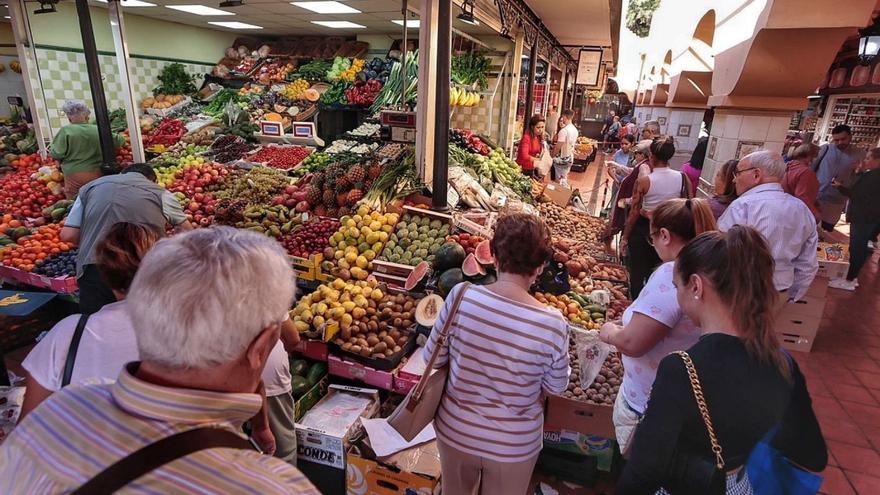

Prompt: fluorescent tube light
xmin=311 ymin=20 xmax=365 ymax=28
xmin=292 ymin=1 xmax=359 ymax=14
xmin=166 ymin=5 xmax=234 ymax=16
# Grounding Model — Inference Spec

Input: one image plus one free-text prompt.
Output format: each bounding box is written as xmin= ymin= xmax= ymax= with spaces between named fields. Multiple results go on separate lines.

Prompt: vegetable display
xmin=153 ymin=63 xmax=197 ymax=96
xmin=143 ymin=118 xmax=186 ymax=147
xmin=319 ymin=81 xmax=351 ymax=107
xmin=451 ymin=51 xmax=491 ymax=90
xmin=247 ymin=145 xmax=312 ymax=170
xmin=293 ymin=59 xmax=333 ymax=82
xmin=345 ymin=80 xmax=383 ymax=107
xmin=370 ymin=51 xmax=419 ymax=113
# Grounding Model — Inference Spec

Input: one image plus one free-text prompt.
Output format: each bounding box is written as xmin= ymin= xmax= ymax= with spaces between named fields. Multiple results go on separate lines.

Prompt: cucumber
xmin=289 ymin=359 xmax=309 ymax=377
xmin=291 ymin=375 xmax=310 ymax=399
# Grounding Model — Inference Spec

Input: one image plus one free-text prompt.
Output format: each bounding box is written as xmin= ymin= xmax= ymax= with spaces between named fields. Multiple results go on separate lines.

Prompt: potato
xmin=350 ymin=345 xmax=362 ymax=354
xmin=383 ymin=336 xmax=397 ymax=348
xmin=360 ymin=347 xmax=372 ymax=357
xmin=367 ymin=336 xmax=380 ymax=346
xmin=342 ymin=342 xmax=353 ymax=351
xmin=374 ymin=342 xmax=388 ymax=354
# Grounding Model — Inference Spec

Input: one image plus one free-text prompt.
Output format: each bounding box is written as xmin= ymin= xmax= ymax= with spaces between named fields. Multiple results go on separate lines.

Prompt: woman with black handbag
xmin=617 ymin=226 xmax=827 ymax=494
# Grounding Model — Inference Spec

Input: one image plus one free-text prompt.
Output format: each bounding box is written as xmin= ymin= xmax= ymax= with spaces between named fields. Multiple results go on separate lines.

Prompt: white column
xmin=108 ymin=0 xmax=145 ymax=163
xmin=415 ymin=0 xmax=439 ymax=185
xmin=703 ymin=109 xmax=793 ymax=191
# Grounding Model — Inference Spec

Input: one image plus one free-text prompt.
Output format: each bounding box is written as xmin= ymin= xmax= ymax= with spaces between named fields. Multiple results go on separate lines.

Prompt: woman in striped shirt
xmin=423 ymin=213 xmax=570 ymax=495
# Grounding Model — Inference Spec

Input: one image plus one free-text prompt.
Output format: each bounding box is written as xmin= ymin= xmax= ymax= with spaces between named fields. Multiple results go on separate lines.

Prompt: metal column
xmin=74 ymin=0 xmax=116 ymax=167
xmin=523 ymin=41 xmax=537 ymax=119
xmin=560 ymin=69 xmax=569 ymax=111
xmin=8 ymin=0 xmax=49 ymax=157
xmin=431 ymin=0 xmax=451 ymax=210
xmin=108 ymin=0 xmax=145 ymax=163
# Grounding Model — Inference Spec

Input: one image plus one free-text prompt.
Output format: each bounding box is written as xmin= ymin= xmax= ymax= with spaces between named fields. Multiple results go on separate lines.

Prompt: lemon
xmin=345 ymin=251 xmax=358 ymax=264
xmin=363 ymin=249 xmax=376 ymax=261
xmin=356 ymin=255 xmax=369 ymax=269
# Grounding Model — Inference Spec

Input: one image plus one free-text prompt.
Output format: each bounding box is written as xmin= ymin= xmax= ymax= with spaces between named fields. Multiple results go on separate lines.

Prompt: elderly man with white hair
xmin=718 ymin=150 xmax=819 ymax=303
xmin=0 ymin=227 xmax=319 ymax=494
xmin=51 ymin=99 xmax=124 ymax=198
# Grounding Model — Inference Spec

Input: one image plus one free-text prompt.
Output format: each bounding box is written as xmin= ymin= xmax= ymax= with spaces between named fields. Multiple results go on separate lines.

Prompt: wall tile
xmin=721 ymin=114 xmax=742 ymax=138
xmin=740 ymin=115 xmax=772 ymax=140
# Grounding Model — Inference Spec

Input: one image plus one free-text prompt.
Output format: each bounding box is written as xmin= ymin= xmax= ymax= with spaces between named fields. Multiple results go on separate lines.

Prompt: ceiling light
xmin=33 ymin=0 xmax=57 ymax=14
xmin=209 ymin=21 xmax=262 ymax=29
xmin=219 ymin=0 xmax=243 ymax=7
xmin=166 ymin=5 xmax=233 ymax=16
xmin=3 ymin=16 xmax=9 ymax=19
xmin=457 ymin=0 xmax=478 ymax=25
xmin=311 ymin=20 xmax=365 ymax=28
xmin=391 ymin=19 xmax=419 ymax=28
xmin=96 ymin=0 xmax=157 ymax=6
xmin=292 ymin=1 xmax=359 ymax=14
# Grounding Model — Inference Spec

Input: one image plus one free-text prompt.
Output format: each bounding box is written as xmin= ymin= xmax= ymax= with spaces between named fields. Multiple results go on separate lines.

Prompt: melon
xmin=434 ymin=242 xmax=466 ymax=272
xmin=303 ymin=88 xmax=320 ymax=102
xmin=437 ymin=268 xmax=465 ymax=296
xmin=265 ymin=112 xmax=284 ymax=122
xmin=405 ymin=261 xmax=432 ymax=292
xmin=473 ymin=271 xmax=497 ymax=286
xmin=461 ymin=253 xmax=486 ymax=278
xmin=474 ymin=239 xmax=493 ymax=265
xmin=415 ymin=294 xmax=444 ymax=327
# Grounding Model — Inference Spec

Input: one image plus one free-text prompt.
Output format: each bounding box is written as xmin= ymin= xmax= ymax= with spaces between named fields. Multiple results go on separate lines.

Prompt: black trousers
xmin=627 ymin=216 xmax=661 ymax=299
xmin=77 ymin=264 xmax=116 ymax=314
xmin=848 ymin=222 xmax=880 ymax=281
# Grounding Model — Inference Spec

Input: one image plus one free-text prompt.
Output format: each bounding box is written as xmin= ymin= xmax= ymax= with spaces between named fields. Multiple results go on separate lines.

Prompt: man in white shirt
xmin=552 ymin=109 xmax=579 ymax=186
xmin=718 ymin=150 xmax=818 ymax=302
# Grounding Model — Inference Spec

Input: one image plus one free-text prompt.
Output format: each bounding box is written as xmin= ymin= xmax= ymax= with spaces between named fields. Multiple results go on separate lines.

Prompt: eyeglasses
xmin=647 ymin=230 xmax=660 ymax=246
xmin=732 ymin=166 xmax=758 ymax=177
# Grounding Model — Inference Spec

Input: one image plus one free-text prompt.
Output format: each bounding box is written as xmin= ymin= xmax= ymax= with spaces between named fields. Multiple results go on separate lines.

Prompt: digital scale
xmin=380 ymin=110 xmax=417 ymax=143
xmin=255 ymin=120 xmax=325 ymax=147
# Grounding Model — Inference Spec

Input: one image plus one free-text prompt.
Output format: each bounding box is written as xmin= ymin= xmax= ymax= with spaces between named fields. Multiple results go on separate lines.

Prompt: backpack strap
xmin=811 ymin=144 xmax=830 ymax=173
xmin=61 ymin=313 xmax=91 ymax=388
xmin=72 ymin=427 xmax=254 ymax=495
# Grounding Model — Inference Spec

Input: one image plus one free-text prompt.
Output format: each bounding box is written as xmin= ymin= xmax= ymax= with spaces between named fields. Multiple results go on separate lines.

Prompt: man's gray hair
xmin=789 ymin=143 xmax=819 ymax=161
xmin=128 ymin=226 xmax=296 ymax=369
xmin=643 ymin=120 xmax=661 ymax=135
xmin=61 ymin=100 xmax=90 ymax=118
xmin=744 ymin=150 xmax=786 ymax=179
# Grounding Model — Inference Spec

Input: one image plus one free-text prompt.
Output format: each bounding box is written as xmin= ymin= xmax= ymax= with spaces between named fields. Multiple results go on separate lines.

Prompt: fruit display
xmin=238 ymin=85 xmax=263 ymax=97
xmin=142 ymin=94 xmax=186 ymax=111
xmin=591 ymin=262 xmax=628 ymax=281
xmin=293 ymin=152 xmax=330 ymax=177
xmin=254 ymin=59 xmax=295 ymax=85
xmin=0 ymin=155 xmax=65 ymax=219
xmin=281 ymin=217 xmax=340 ymax=258
xmin=235 ymin=203 xmax=300 ymax=238
xmin=534 ymin=291 xmax=605 ymax=330
xmin=301 ymin=160 xmax=380 ymax=216
xmin=247 ymin=145 xmax=311 ymax=170
xmin=208 ymin=135 xmax=254 ymax=164
xmin=0 ymin=223 xmax=74 ymax=271
xmin=166 ymin=160 xmax=231 ymax=197
xmin=280 ymin=79 xmax=311 ymax=100
xmin=326 ymin=206 xmax=399 ymax=280
xmin=290 ymin=359 xmax=327 ymax=399
xmin=563 ymin=342 xmax=623 ymax=406
xmin=538 ymin=201 xmax=606 ymax=266
xmin=445 ymin=232 xmax=488 ymax=257
xmin=32 ymin=249 xmax=78 ymax=277
xmin=450 ymin=86 xmax=482 ymax=107
xmin=378 ymin=212 xmax=450 ymax=266
xmin=450 ymin=128 xmax=490 ymax=155
xmin=327 ymin=57 xmax=364 ymax=82
xmin=41 ymin=199 xmax=73 ymax=223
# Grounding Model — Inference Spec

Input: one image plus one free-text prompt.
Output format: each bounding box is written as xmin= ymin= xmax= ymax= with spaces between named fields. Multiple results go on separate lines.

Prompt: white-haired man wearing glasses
xmin=718 ymin=150 xmax=819 ymax=305
xmin=51 ymin=99 xmax=125 ymax=199
xmin=0 ymin=227 xmax=319 ymax=494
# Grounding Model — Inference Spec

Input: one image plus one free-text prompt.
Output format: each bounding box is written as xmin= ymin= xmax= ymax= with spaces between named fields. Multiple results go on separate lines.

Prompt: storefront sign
xmin=576 ymin=49 xmax=603 ymax=87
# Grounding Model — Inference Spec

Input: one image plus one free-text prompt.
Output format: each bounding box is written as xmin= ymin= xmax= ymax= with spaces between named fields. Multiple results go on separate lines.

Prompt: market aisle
xmin=797 ymin=250 xmax=880 ymax=495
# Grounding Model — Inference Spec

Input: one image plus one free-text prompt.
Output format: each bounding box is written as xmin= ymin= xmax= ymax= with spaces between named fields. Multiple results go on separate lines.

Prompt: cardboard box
xmin=295 ymin=374 xmax=330 ymax=422
xmin=543 ymin=430 xmax=615 ymax=472
xmin=817 ymin=242 xmax=849 ymax=262
xmin=295 ymin=338 xmax=330 ymax=362
xmin=776 ymin=314 xmax=822 ymax=353
xmin=329 ymin=354 xmax=395 ymax=391
xmin=818 ymin=260 xmax=848 ymax=280
xmin=543 ymin=394 xmax=615 ymax=440
xmin=783 ymin=294 xmax=827 ymax=320
xmin=536 ymin=447 xmax=598 ymax=486
xmin=543 ymin=182 xmax=573 ymax=207
xmin=391 ymin=372 xmax=419 ymax=395
xmin=297 ymin=385 xmax=380 ymax=495
xmin=346 ymin=440 xmax=441 ymax=495
xmin=806 ymin=277 xmax=828 ymax=299
xmin=48 ymin=276 xmax=78 ymax=294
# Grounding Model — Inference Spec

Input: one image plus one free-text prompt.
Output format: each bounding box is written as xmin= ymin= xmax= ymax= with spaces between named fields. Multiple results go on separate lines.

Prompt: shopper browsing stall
xmin=59 ymin=164 xmax=193 ymax=314
xmin=423 ymin=213 xmax=569 ymax=495
xmin=718 ymin=150 xmax=818 ymax=303
xmin=622 ymin=136 xmax=693 ymax=298
xmin=600 ymin=198 xmax=716 ymax=452
xmin=18 ymin=223 xmax=159 ymax=420
xmin=552 ymin=109 xmax=579 ymax=186
xmin=516 ymin=114 xmax=546 ymax=177
xmin=603 ymin=139 xmax=652 ymax=252
xmin=813 ymin=124 xmax=864 ymax=231
xmin=611 ymin=135 xmax=636 ymax=169
xmin=51 ymin=100 xmax=125 ymax=199
xmin=708 ymin=159 xmax=738 ymax=219
xmin=828 ymin=147 xmax=880 ymax=291
xmin=680 ymin=136 xmax=708 ymax=196
xmin=0 ymin=227 xmax=318 ymax=494
xmin=617 ymin=226 xmax=827 ymax=494
xmin=782 ymin=143 xmax=821 ymax=220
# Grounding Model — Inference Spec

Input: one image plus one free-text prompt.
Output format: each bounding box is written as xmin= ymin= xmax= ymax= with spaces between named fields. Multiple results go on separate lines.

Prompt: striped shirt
xmin=423 ymin=284 xmax=570 ymax=462
xmin=0 ymin=363 xmax=319 ymax=494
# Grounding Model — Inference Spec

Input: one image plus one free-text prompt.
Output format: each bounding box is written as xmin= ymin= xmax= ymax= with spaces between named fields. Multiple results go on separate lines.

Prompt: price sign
xmin=259 ymin=121 xmax=283 ymax=137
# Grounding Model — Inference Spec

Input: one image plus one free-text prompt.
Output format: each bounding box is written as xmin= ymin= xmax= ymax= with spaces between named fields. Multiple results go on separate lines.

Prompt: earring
xmin=693 ymin=296 xmax=699 ymax=300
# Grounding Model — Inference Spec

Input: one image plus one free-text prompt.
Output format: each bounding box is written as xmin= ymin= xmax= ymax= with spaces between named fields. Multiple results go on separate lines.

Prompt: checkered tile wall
xmin=28 ymin=47 xmax=212 ymax=138
xmin=451 ymin=53 xmax=508 ymax=145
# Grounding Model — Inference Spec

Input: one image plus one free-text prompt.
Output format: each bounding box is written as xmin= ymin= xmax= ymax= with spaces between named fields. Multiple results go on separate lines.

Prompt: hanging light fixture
xmin=219 ymin=0 xmax=244 ymax=7
xmin=458 ymin=0 xmax=478 ymax=26
xmin=858 ymin=16 xmax=880 ymax=65
xmin=33 ymin=0 xmax=58 ymax=14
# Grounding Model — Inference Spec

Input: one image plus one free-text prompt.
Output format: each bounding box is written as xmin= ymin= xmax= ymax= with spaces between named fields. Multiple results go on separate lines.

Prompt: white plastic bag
xmin=537 ymin=147 xmax=553 ymax=176
xmin=573 ymin=327 xmax=614 ymax=390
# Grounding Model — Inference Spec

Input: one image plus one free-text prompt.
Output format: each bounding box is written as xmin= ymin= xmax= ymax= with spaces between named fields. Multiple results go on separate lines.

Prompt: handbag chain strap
xmin=674 ymin=351 xmax=725 ymax=470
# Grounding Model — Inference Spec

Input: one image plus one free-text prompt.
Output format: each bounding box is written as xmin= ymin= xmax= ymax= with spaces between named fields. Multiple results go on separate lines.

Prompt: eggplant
xmin=357 ymin=71 xmax=369 ymax=82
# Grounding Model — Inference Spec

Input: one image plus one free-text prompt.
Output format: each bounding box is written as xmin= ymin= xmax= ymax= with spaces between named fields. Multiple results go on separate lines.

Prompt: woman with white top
xmin=600 ymin=198 xmax=717 ymax=453
xmin=424 ymin=213 xmax=569 ymax=495
xmin=622 ymin=136 xmax=692 ymax=298
xmin=19 ymin=222 xmax=160 ymax=420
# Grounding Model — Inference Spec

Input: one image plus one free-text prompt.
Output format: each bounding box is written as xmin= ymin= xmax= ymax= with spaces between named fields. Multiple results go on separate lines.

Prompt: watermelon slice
xmin=405 ymin=261 xmax=432 ymax=292
xmin=475 ymin=239 xmax=494 ymax=265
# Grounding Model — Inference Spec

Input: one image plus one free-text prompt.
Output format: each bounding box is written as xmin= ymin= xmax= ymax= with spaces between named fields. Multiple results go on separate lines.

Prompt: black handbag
xmin=662 ymin=351 xmax=728 ymax=494
xmin=61 ymin=313 xmax=91 ymax=387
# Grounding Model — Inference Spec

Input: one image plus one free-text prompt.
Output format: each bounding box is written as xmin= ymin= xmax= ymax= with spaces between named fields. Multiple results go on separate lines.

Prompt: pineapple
xmin=334 ymin=174 xmax=350 ymax=191
xmin=346 ymin=165 xmax=366 ymax=184
xmin=311 ymin=172 xmax=325 ymax=188
xmin=367 ymin=163 xmax=381 ymax=180
xmin=346 ymin=186 xmax=364 ymax=206
xmin=306 ymin=186 xmax=322 ymax=205
xmin=322 ymin=189 xmax=336 ymax=208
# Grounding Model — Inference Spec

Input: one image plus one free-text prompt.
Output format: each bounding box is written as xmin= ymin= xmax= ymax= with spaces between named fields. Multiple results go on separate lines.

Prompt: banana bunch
xmin=450 ymin=86 xmax=481 ymax=107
